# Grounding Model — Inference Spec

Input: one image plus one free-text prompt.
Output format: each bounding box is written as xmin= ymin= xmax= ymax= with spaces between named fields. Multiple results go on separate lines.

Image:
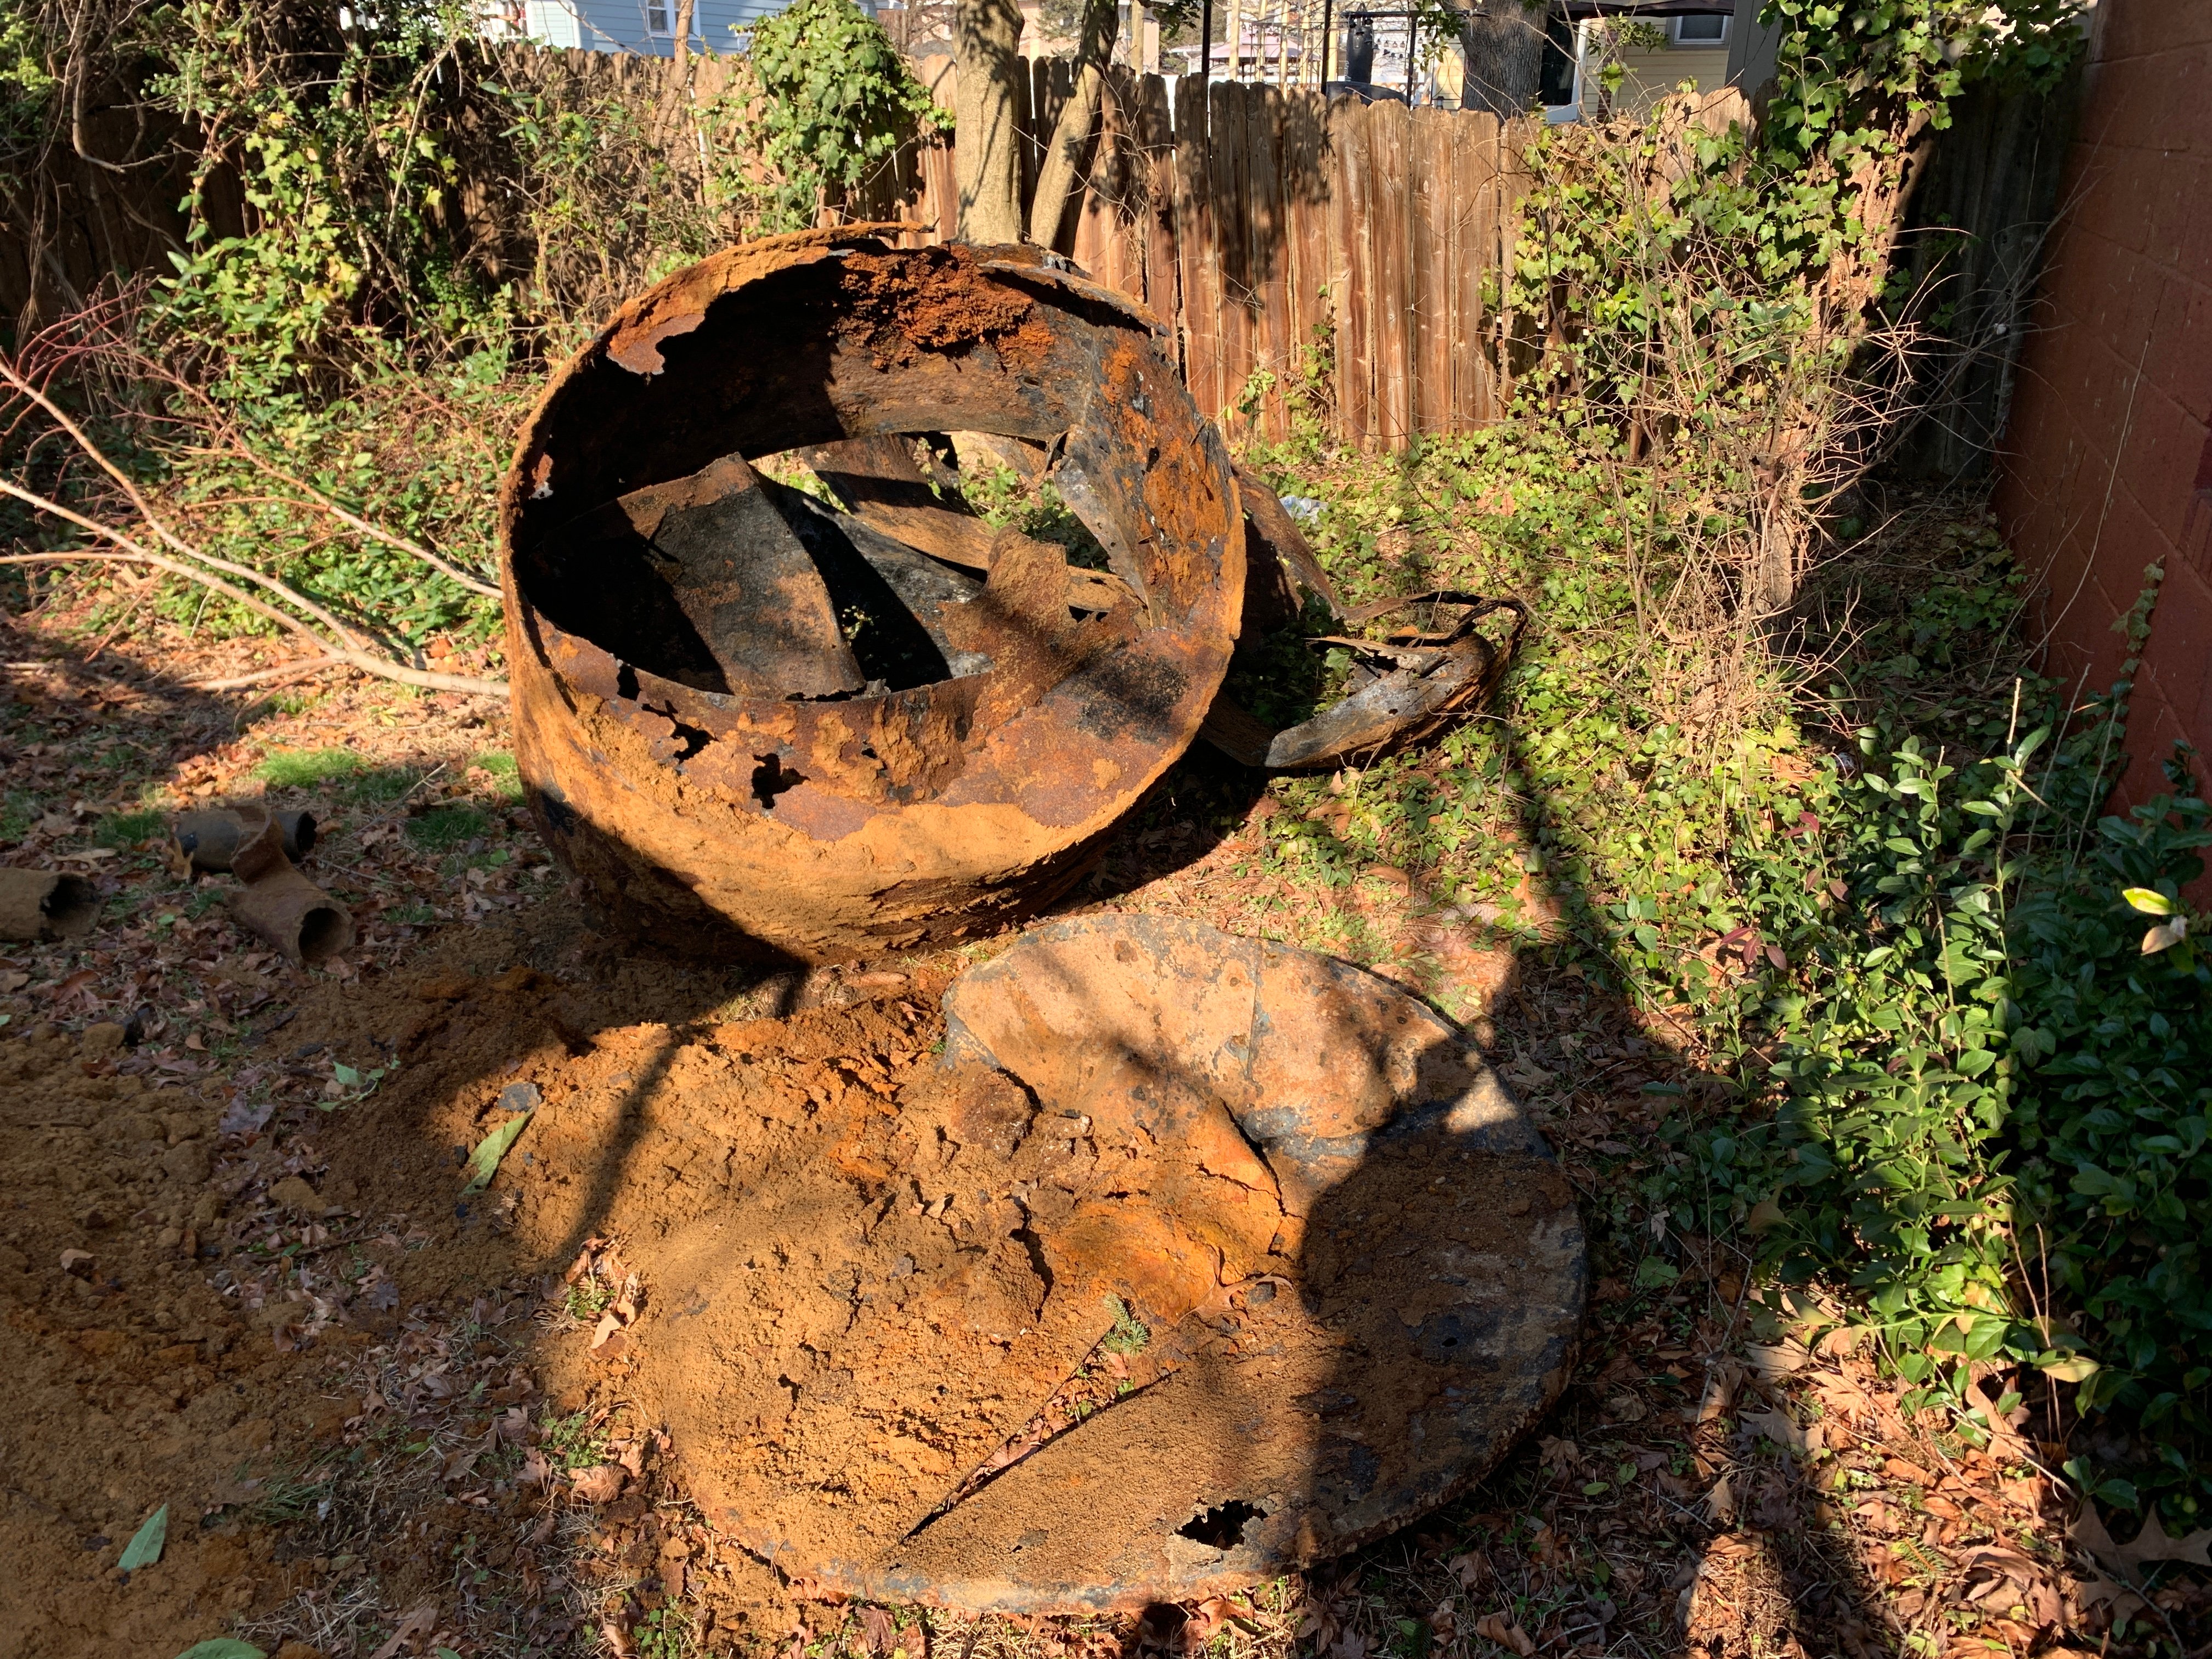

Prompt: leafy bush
xmin=1250 ymin=412 xmax=2212 ymax=1522
xmin=1668 ymin=696 xmax=2212 ymax=1521
xmin=2013 ymin=798 xmax=2212 ymax=1502
xmin=742 ymin=0 xmax=941 ymax=232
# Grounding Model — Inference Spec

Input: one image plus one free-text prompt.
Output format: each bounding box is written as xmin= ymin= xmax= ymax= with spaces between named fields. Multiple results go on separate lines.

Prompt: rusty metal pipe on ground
xmin=186 ymin=804 xmax=354 ymax=964
xmin=171 ymin=808 xmax=315 ymax=873
xmin=0 ymin=868 xmax=99 ymax=941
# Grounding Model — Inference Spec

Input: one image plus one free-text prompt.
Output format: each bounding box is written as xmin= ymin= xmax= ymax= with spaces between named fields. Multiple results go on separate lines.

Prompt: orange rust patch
xmin=838 ymin=245 xmax=1035 ymax=366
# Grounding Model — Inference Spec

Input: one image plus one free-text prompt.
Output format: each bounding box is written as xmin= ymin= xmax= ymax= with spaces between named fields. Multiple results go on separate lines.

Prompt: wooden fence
xmin=857 ymin=64 xmax=1539 ymax=449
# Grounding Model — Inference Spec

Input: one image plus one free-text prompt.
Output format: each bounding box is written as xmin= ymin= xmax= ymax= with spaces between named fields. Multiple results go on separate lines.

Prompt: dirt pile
xmin=0 ymin=1025 xmax=341 ymax=1656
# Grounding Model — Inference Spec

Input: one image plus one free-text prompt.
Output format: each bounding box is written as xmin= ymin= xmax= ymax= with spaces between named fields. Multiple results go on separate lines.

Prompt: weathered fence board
xmin=1330 ymin=93 xmax=1374 ymax=445
xmin=870 ymin=64 xmax=1531 ymax=447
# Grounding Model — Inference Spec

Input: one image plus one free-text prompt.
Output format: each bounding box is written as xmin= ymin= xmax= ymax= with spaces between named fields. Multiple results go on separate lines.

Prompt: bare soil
xmin=1 ymin=606 xmax=2199 ymax=1659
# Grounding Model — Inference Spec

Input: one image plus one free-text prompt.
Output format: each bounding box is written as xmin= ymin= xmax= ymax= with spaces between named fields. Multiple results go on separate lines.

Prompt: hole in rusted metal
xmin=751 ymin=754 xmax=806 ymax=809
xmin=1178 ymin=1500 xmax=1265 ymax=1549
xmin=501 ymin=234 xmax=1248 ymax=961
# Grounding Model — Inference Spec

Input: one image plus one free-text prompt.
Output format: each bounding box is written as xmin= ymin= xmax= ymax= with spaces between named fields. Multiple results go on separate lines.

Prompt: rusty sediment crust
xmin=498 ymin=231 xmax=1244 ymax=963
xmin=651 ymin=915 xmax=1587 ymax=1612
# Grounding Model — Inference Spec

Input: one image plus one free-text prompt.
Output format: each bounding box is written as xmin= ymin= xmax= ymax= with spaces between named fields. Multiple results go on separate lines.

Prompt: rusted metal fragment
xmin=794 ymin=439 xmax=1136 ymax=622
xmin=957 ymin=430 xmax=1054 ymax=484
xmin=1203 ymin=593 xmax=1529 ymax=774
xmin=799 ymin=435 xmax=998 ymax=573
xmin=0 ymin=867 xmax=98 ymax=941
xmin=764 ymin=479 xmax=991 ymax=688
xmin=1236 ymin=465 xmax=1344 ymax=638
xmin=223 ymin=803 xmax=356 ymax=964
xmin=637 ymin=453 xmax=867 ymax=699
xmin=599 ymin=225 xmax=889 ymax=376
xmin=651 ymin=915 xmax=1584 ymax=1612
xmin=500 ymin=233 xmax=1245 ymax=962
xmin=171 ymin=807 xmax=315 ymax=873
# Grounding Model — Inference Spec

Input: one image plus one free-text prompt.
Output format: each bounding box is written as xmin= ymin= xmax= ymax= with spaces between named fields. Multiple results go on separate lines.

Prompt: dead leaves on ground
xmin=2070 ymin=1503 xmax=2212 ymax=1618
xmin=563 ymin=1235 xmax=642 ymax=1362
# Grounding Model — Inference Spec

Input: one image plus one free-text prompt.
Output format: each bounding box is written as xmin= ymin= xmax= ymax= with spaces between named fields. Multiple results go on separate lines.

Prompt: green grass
xmin=563 ymin=1277 xmax=613 ymax=1324
xmin=406 ymin=805 xmax=488 ymax=850
xmin=348 ymin=771 xmax=426 ymax=807
xmin=1100 ymin=1296 xmax=1149 ymax=1357
xmin=535 ymin=1408 xmax=608 ymax=1472
xmin=2 ymin=791 xmax=41 ymax=839
xmin=471 ymin=749 xmax=523 ymax=804
xmin=97 ymin=809 xmax=168 ymax=848
xmin=257 ymin=748 xmax=365 ymax=789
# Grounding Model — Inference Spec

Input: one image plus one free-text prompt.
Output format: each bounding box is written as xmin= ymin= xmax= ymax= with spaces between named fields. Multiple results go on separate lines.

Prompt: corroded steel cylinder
xmin=498 ymin=230 xmax=1245 ymax=963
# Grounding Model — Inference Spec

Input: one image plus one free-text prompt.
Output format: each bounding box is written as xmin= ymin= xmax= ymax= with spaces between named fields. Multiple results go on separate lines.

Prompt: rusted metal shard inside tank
xmin=647 ymin=914 xmax=1588 ymax=1612
xmin=498 ymin=232 xmax=1245 ymax=962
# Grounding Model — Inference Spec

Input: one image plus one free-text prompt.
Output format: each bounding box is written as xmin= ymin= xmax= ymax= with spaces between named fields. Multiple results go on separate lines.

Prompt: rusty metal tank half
xmin=498 ymin=230 xmax=1246 ymax=963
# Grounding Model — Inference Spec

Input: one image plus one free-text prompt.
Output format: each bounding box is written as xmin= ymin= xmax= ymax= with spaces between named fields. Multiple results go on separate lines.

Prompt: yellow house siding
xmin=1588 ymin=43 xmax=1731 ymax=115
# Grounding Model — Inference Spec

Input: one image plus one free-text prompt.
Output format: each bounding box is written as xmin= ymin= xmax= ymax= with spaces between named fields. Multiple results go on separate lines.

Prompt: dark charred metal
xmin=1234 ymin=462 xmax=1344 ymax=639
xmin=498 ymin=230 xmax=1245 ymax=963
xmin=1205 ymin=585 xmax=1530 ymax=774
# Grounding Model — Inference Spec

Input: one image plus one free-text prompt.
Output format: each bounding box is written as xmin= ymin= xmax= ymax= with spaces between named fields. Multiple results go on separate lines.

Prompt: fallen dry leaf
xmin=1962 ymin=1376 xmax=2035 ymax=1463
xmin=2075 ymin=1500 xmax=2212 ymax=1570
xmin=569 ymin=1464 xmax=626 ymax=1504
xmin=1742 ymin=1406 xmax=1807 ymax=1457
xmin=1472 ymin=1612 xmax=1534 ymax=1656
xmin=1705 ymin=1472 xmax=1736 ymax=1522
xmin=860 ymin=1606 xmax=899 ymax=1656
xmin=1743 ymin=1341 xmax=1809 ymax=1381
xmin=367 ymin=1601 xmax=439 ymax=1659
xmin=1178 ymin=1598 xmax=1235 ymax=1653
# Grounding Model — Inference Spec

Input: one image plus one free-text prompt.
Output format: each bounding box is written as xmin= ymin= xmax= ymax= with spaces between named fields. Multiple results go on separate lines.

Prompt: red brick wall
xmin=1995 ymin=0 xmax=2212 ymax=809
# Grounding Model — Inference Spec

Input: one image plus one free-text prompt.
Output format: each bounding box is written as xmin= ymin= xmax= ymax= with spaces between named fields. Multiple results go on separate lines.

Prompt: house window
xmin=1673 ymin=12 xmax=1729 ymax=44
xmin=645 ymin=0 xmax=672 ymax=32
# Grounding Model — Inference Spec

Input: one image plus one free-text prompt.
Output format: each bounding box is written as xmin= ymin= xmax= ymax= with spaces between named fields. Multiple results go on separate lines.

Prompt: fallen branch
xmin=187 ymin=655 xmax=343 ymax=691
xmin=177 ymin=452 xmax=503 ymax=601
xmin=1 ymin=349 xmax=508 ymax=699
xmin=0 ymin=540 xmax=505 ymax=697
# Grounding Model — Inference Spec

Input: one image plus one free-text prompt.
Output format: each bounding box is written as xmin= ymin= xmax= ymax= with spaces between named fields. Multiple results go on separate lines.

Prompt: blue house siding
xmin=519 ymin=0 xmax=871 ymax=57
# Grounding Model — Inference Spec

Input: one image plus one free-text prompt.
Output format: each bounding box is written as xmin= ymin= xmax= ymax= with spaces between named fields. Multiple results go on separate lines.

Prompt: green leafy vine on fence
xmin=741 ymin=0 xmax=941 ymax=233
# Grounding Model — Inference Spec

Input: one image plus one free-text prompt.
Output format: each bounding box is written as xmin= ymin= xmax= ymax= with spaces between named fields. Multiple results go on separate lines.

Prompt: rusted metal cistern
xmin=499 ymin=230 xmax=1245 ymax=963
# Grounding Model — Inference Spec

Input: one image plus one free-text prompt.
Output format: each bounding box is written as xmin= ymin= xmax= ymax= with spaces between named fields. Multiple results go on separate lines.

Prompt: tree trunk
xmin=670 ymin=0 xmax=701 ymax=207
xmin=955 ymin=0 xmax=1027 ymax=242
xmin=1459 ymin=0 xmax=1546 ymax=119
xmin=1026 ymin=0 xmax=1121 ymax=247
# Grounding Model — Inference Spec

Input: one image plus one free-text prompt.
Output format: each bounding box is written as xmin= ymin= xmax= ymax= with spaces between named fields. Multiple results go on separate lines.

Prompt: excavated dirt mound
xmin=297 ymin=911 xmax=1583 ymax=1617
